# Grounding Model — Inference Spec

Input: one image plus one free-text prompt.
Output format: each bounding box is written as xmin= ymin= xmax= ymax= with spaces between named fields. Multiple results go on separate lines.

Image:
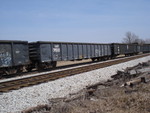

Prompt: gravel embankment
xmin=0 ymin=55 xmax=150 ymax=113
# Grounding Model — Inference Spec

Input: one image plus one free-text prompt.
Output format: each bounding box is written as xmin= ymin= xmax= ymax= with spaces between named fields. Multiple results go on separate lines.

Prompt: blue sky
xmin=0 ymin=0 xmax=150 ymax=43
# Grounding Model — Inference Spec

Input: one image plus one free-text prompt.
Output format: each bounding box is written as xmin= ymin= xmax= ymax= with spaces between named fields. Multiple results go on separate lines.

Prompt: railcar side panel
xmin=95 ymin=45 xmax=98 ymax=57
xmin=0 ymin=44 xmax=12 ymax=67
xmin=40 ymin=44 xmax=52 ymax=62
xmin=73 ymin=44 xmax=78 ymax=60
xmin=98 ymin=45 xmax=101 ymax=56
xmin=78 ymin=44 xmax=83 ymax=59
xmin=104 ymin=45 xmax=107 ymax=56
xmin=61 ymin=44 xmax=67 ymax=60
xmin=13 ymin=43 xmax=29 ymax=65
xmin=108 ymin=45 xmax=111 ymax=55
xmin=83 ymin=44 xmax=87 ymax=58
xmin=52 ymin=43 xmax=61 ymax=61
xmin=91 ymin=45 xmax=95 ymax=57
xmin=87 ymin=44 xmax=91 ymax=58
xmin=68 ymin=44 xmax=73 ymax=60
xmin=101 ymin=45 xmax=104 ymax=56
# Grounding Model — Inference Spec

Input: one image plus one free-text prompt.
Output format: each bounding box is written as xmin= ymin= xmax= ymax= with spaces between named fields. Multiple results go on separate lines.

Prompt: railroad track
xmin=0 ymin=53 xmax=149 ymax=93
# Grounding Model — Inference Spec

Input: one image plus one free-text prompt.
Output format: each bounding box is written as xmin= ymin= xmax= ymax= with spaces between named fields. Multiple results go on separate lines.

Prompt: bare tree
xmin=144 ymin=38 xmax=150 ymax=44
xmin=137 ymin=39 xmax=145 ymax=44
xmin=123 ymin=32 xmax=132 ymax=43
xmin=122 ymin=31 xmax=145 ymax=44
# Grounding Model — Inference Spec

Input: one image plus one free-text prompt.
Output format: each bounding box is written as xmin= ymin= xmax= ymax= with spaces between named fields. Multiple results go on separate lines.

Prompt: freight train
xmin=0 ymin=40 xmax=150 ymax=75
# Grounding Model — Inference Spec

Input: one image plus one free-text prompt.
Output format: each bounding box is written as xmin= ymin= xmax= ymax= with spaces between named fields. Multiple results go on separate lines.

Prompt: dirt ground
xmin=57 ymin=59 xmax=91 ymax=67
xmin=23 ymin=61 xmax=150 ymax=113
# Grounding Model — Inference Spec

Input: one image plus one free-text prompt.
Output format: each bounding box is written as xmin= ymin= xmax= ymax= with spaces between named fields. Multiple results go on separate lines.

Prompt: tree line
xmin=122 ymin=31 xmax=150 ymax=44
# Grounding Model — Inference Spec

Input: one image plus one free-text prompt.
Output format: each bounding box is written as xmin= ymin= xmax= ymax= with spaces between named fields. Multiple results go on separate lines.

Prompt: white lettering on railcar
xmin=127 ymin=45 xmax=129 ymax=50
xmin=53 ymin=48 xmax=60 ymax=52
xmin=53 ymin=44 xmax=60 ymax=53
xmin=54 ymin=45 xmax=59 ymax=48
xmin=117 ymin=46 xmax=120 ymax=53
xmin=15 ymin=50 xmax=20 ymax=54
xmin=95 ymin=49 xmax=98 ymax=54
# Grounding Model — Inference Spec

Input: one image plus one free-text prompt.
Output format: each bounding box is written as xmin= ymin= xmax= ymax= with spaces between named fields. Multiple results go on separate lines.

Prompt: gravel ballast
xmin=0 ymin=55 xmax=150 ymax=113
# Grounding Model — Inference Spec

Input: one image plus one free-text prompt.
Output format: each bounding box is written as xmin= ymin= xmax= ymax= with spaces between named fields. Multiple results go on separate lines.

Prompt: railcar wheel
xmin=27 ymin=67 xmax=33 ymax=72
xmin=17 ymin=66 xmax=23 ymax=74
xmin=92 ymin=58 xmax=96 ymax=62
xmin=51 ymin=61 xmax=57 ymax=68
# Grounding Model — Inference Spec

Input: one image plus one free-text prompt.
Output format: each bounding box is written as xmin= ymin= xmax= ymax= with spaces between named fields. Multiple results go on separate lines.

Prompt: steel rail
xmin=0 ymin=53 xmax=149 ymax=93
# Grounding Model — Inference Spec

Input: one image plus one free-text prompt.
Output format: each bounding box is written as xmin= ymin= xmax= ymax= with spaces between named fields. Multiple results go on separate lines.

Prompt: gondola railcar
xmin=29 ymin=41 xmax=112 ymax=70
xmin=1 ymin=40 xmax=150 ymax=75
xmin=111 ymin=43 xmax=139 ymax=57
xmin=0 ymin=40 xmax=30 ymax=75
xmin=142 ymin=44 xmax=150 ymax=53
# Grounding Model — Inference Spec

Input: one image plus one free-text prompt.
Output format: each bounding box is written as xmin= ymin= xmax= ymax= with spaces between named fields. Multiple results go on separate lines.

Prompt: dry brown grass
xmin=23 ymin=83 xmax=150 ymax=113
xmin=22 ymin=62 xmax=150 ymax=113
xmin=22 ymin=105 xmax=51 ymax=113
xmin=63 ymin=83 xmax=150 ymax=113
